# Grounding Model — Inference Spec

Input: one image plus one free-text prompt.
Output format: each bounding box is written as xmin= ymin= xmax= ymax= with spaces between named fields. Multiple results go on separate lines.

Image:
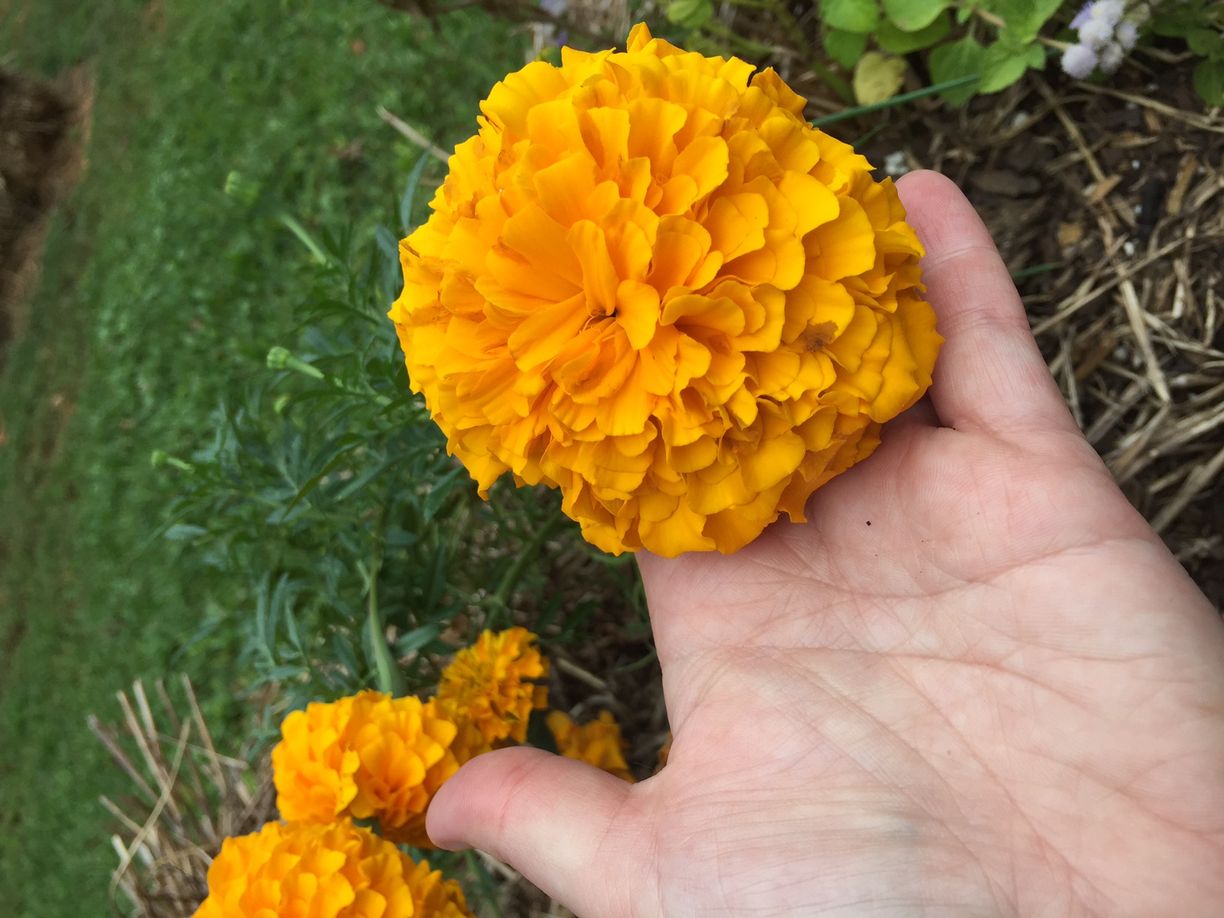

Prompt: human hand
xmin=428 ymin=171 xmax=1224 ymax=916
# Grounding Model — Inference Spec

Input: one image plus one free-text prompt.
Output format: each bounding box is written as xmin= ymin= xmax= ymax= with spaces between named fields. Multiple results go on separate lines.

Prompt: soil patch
xmin=0 ymin=66 xmax=91 ymax=361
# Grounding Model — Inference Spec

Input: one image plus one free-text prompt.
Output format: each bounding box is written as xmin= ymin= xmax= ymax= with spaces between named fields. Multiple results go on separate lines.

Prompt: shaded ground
xmin=0 ymin=67 xmax=89 ymax=358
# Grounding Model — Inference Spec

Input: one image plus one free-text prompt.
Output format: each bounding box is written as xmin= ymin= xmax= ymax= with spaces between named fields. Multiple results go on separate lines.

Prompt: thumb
xmin=426 ymin=746 xmax=654 ymax=916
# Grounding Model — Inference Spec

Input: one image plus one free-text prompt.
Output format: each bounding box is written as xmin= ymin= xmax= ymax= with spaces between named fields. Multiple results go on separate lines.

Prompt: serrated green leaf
xmin=825 ymin=27 xmax=870 ymax=68
xmin=1194 ymin=58 xmax=1224 ymax=106
xmin=991 ymin=0 xmax=1062 ymax=43
xmin=853 ymin=51 xmax=908 ymax=103
xmin=928 ymin=37 xmax=984 ymax=104
xmin=881 ymin=0 xmax=948 ymax=31
xmin=877 ymin=11 xmax=950 ymax=53
xmin=821 ymin=0 xmax=881 ymax=34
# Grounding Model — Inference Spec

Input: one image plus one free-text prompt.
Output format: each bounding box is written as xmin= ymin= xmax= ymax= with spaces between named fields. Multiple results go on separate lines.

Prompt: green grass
xmin=0 ymin=2 xmax=524 ymax=913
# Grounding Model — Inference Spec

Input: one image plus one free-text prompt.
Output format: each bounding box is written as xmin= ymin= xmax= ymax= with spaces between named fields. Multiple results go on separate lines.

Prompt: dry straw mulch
xmin=853 ymin=65 xmax=1224 ymax=608
xmin=90 ymin=678 xmax=276 ymax=917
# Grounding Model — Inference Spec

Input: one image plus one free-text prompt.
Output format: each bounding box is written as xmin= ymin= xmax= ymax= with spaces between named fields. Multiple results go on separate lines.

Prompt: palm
xmin=431 ymin=173 xmax=1224 ymax=916
xmin=644 ymin=420 xmax=1223 ymax=915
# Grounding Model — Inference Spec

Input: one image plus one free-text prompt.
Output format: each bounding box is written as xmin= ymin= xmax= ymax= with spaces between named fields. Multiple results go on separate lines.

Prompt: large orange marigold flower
xmin=435 ymin=627 xmax=548 ymax=761
xmin=390 ymin=23 xmax=939 ymax=556
xmin=192 ymin=820 xmax=416 ymax=918
xmin=547 ymin=709 xmax=636 ymax=782
xmin=272 ymin=691 xmax=459 ymax=848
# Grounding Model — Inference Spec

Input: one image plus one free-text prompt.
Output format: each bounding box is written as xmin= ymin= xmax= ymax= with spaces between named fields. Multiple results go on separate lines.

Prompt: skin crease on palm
xmin=427 ymin=171 xmax=1224 ymax=917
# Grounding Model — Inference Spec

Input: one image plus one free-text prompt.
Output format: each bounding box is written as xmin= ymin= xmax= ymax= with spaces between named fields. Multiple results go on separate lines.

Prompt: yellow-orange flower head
xmin=547 ymin=709 xmax=636 ymax=782
xmin=193 ymin=820 xmax=417 ymax=918
xmin=435 ymin=627 xmax=548 ymax=761
xmin=272 ymin=691 xmax=459 ymax=848
xmin=406 ymin=859 xmax=475 ymax=918
xmin=391 ymin=24 xmax=940 ymax=556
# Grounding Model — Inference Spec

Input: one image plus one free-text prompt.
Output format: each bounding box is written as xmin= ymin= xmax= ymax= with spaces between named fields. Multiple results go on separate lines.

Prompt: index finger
xmin=896 ymin=170 xmax=1078 ymax=438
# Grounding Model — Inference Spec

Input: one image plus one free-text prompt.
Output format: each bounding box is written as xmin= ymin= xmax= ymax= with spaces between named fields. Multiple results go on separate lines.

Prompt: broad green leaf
xmin=928 ymin=36 xmax=984 ymax=104
xmin=978 ymin=39 xmax=1044 ymax=94
xmin=825 ymin=27 xmax=870 ymax=68
xmin=881 ymin=0 xmax=948 ymax=31
xmin=877 ymin=11 xmax=950 ymax=53
xmin=821 ymin=0 xmax=881 ymax=34
xmin=666 ymin=0 xmax=713 ymax=29
xmin=991 ymin=0 xmax=1063 ymax=43
xmin=853 ymin=51 xmax=908 ymax=104
xmin=1187 ymin=28 xmax=1224 ymax=58
xmin=1194 ymin=59 xmax=1224 ymax=106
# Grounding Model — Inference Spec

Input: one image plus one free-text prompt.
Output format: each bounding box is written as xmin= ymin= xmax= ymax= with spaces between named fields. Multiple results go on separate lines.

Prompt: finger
xmin=896 ymin=170 xmax=1078 ymax=438
xmin=427 ymin=747 xmax=651 ymax=916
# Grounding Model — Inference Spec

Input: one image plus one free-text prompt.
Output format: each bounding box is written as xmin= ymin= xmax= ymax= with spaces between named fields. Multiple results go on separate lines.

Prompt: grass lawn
xmin=0 ymin=3 xmax=524 ymax=913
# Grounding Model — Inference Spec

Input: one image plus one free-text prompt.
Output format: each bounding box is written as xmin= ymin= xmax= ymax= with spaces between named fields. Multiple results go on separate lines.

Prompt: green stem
xmin=487 ymin=511 xmax=564 ymax=629
xmin=275 ymin=211 xmax=330 ymax=265
xmin=463 ymin=851 xmax=505 ymax=918
xmin=366 ymin=504 xmax=406 ymax=697
xmin=811 ymin=74 xmax=980 ymax=127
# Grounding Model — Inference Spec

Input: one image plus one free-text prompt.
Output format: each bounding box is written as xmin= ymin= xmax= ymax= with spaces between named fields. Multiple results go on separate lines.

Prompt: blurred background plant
xmin=2 ymin=0 xmax=1221 ymax=915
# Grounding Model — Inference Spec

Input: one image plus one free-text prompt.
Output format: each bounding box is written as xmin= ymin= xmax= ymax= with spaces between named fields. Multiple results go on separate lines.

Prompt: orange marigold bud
xmin=435 ymin=627 xmax=548 ymax=761
xmin=271 ymin=691 xmax=459 ymax=848
xmin=547 ymin=710 xmax=636 ymax=782
xmin=390 ymin=23 xmax=940 ymax=557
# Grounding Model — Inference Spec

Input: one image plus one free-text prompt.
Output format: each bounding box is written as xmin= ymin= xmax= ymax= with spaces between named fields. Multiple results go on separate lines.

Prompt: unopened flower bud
xmin=266 ymin=346 xmax=292 ymax=371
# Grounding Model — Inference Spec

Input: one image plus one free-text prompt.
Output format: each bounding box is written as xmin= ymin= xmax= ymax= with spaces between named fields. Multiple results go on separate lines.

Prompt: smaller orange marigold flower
xmin=435 ymin=627 xmax=549 ymax=762
xmin=547 ymin=710 xmax=636 ymax=782
xmin=192 ymin=820 xmax=417 ymax=918
xmin=272 ymin=691 xmax=459 ymax=848
xmin=347 ymin=692 xmax=460 ymax=847
xmin=271 ymin=694 xmax=360 ymax=823
xmin=407 ymin=859 xmax=474 ymax=918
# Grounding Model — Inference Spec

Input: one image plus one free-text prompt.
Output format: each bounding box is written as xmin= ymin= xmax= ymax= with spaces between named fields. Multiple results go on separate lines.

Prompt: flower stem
xmin=811 ymin=74 xmax=980 ymax=127
xmin=366 ymin=503 xmax=405 ymax=697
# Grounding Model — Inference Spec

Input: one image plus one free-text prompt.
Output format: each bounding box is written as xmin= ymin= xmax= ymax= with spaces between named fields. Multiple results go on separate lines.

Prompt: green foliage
xmin=1154 ymin=1 xmax=1224 ymax=106
xmin=0 ymin=2 xmax=528 ymax=914
xmin=814 ymin=0 xmax=1061 ymax=104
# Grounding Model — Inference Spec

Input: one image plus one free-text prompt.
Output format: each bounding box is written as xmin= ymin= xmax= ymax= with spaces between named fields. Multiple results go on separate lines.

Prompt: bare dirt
xmin=0 ymin=66 xmax=90 ymax=362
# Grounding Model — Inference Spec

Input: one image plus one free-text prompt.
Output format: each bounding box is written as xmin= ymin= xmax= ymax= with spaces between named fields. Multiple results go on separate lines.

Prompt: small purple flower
xmin=1117 ymin=20 xmax=1139 ymax=51
xmin=1070 ymin=3 xmax=1093 ymax=29
xmin=1061 ymin=43 xmax=1099 ymax=79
